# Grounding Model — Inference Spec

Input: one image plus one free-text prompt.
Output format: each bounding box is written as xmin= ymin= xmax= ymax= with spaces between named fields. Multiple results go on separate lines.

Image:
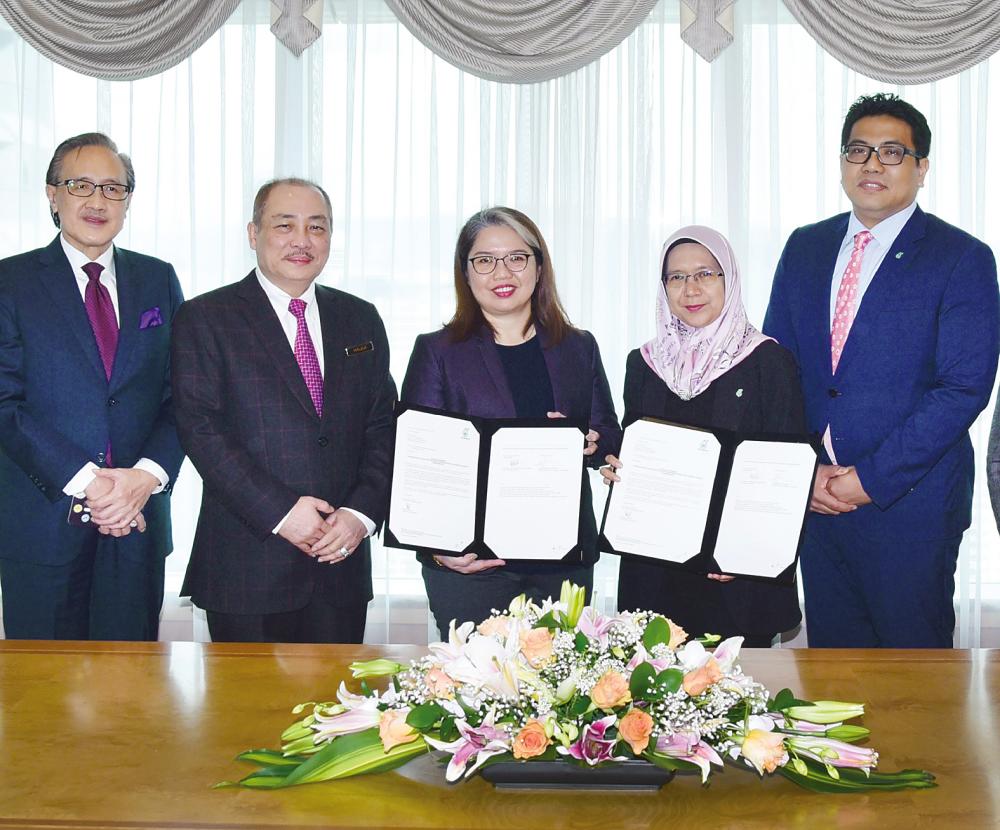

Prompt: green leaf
xmin=281 ymin=734 xmax=320 ymax=756
xmin=280 ymin=728 xmax=430 ymax=787
xmin=236 ymin=749 xmax=307 ymax=766
xmin=220 ymin=763 xmax=298 ymax=789
xmin=629 ymin=662 xmax=656 ymax=699
xmin=439 ymin=716 xmax=459 ymax=743
xmin=570 ymin=694 xmax=592 ymax=716
xmin=642 ymin=616 xmax=671 ymax=650
xmin=770 ymin=688 xmax=813 ymax=712
xmin=406 ymin=702 xmax=446 ymax=730
xmin=533 ymin=611 xmax=560 ymax=630
xmin=725 ymin=699 xmax=752 ymax=722
xmin=654 ymin=668 xmax=683 ymax=695
xmin=574 ymin=631 xmax=589 ymax=653
xmin=776 ymin=756 xmax=936 ymax=793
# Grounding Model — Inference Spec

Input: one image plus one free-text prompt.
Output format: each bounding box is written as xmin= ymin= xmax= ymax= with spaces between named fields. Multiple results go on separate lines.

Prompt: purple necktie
xmin=82 ymin=261 xmax=118 ymax=379
xmin=83 ymin=261 xmax=118 ymax=466
xmin=288 ymin=298 xmax=324 ymax=417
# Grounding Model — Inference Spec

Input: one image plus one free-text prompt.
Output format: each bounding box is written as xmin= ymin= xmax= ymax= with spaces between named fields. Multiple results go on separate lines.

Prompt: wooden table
xmin=0 ymin=642 xmax=996 ymax=829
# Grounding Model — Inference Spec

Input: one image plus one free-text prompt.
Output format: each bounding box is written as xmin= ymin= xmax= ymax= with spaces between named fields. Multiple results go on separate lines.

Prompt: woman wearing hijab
xmin=402 ymin=206 xmax=621 ymax=639
xmin=602 ymin=225 xmax=806 ymax=646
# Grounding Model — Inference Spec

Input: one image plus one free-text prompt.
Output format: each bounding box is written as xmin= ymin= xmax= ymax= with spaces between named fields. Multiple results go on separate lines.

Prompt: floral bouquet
xmin=221 ymin=583 xmax=934 ymax=793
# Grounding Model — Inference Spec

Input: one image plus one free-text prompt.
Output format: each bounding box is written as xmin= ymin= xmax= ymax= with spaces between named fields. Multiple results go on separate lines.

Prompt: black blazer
xmin=172 ymin=272 xmax=396 ymax=614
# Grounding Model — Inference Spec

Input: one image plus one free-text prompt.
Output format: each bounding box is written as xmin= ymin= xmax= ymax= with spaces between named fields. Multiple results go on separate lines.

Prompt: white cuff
xmin=63 ymin=463 xmax=99 ymax=497
xmin=134 ymin=458 xmax=169 ymax=494
xmin=340 ymin=507 xmax=375 ymax=538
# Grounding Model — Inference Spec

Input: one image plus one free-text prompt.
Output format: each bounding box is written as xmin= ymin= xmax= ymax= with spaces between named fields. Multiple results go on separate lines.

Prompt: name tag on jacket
xmin=345 ymin=341 xmax=374 ymax=357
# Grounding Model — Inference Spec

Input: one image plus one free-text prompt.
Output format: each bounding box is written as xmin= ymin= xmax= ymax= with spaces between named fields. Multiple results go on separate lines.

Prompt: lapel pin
xmin=736 ymin=388 xmax=743 ymax=397
xmin=895 ymin=251 xmax=905 ymax=259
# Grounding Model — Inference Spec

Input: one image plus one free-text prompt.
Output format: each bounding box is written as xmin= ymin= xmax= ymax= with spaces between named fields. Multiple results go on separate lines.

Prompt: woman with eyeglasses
xmin=401 ymin=206 xmax=621 ymax=638
xmin=602 ymin=225 xmax=806 ymax=647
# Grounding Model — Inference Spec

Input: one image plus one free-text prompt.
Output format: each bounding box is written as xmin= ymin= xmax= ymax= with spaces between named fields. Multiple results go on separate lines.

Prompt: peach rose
xmin=379 ymin=708 xmax=419 ymax=752
xmin=740 ymin=729 xmax=788 ymax=774
xmin=512 ymin=719 xmax=551 ymax=759
xmin=667 ymin=619 xmax=688 ymax=650
xmin=618 ymin=708 xmax=654 ymax=754
xmin=590 ymin=670 xmax=632 ymax=710
xmin=477 ymin=615 xmax=511 ymax=638
xmin=520 ymin=627 xmax=554 ymax=668
xmin=425 ymin=667 xmax=457 ymax=698
xmin=682 ymin=656 xmax=723 ymax=697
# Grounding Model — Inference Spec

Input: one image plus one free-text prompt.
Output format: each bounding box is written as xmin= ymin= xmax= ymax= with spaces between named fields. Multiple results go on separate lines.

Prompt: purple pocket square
xmin=139 ymin=307 xmax=163 ymax=330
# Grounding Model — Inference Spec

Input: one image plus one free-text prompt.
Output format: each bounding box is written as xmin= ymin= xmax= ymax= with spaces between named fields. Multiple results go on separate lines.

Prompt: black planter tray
xmin=479 ymin=760 xmax=674 ymax=791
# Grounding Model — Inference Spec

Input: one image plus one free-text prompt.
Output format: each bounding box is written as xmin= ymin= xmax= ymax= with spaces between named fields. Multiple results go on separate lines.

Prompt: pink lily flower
xmin=557 ymin=715 xmax=627 ymax=766
xmin=577 ymin=607 xmax=619 ymax=648
xmin=625 ymin=643 xmax=671 ymax=673
xmin=424 ymin=711 xmax=511 ymax=782
xmin=786 ymin=735 xmax=879 ymax=773
xmin=311 ymin=683 xmax=381 ymax=741
xmin=654 ymin=732 xmax=724 ymax=783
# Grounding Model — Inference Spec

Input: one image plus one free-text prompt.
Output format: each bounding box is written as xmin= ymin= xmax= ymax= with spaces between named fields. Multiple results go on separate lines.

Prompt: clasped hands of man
xmin=810 ymin=463 xmax=871 ymax=515
xmin=84 ymin=467 xmax=161 ymax=537
xmin=277 ymin=498 xmax=367 ymax=565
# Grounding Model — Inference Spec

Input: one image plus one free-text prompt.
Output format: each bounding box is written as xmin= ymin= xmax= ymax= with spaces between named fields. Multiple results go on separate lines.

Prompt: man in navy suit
xmin=0 ymin=132 xmax=184 ymax=640
xmin=764 ymin=94 xmax=999 ymax=648
xmin=172 ymin=178 xmax=395 ymax=643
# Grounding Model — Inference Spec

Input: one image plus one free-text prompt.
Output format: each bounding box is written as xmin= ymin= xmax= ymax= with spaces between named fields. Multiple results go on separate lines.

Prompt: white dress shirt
xmin=255 ymin=269 xmax=374 ymax=539
xmin=828 ymin=200 xmax=918 ymax=327
xmin=60 ymin=236 xmax=169 ymax=496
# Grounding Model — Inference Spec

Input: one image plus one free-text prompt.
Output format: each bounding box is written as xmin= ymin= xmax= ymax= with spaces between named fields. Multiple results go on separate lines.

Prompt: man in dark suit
xmin=172 ymin=178 xmax=395 ymax=643
xmin=0 ymin=132 xmax=184 ymax=640
xmin=764 ymin=94 xmax=1000 ymax=648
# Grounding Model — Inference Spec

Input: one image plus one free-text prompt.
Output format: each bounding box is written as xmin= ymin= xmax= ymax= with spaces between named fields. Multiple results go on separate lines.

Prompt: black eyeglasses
xmin=51 ymin=179 xmax=132 ymax=201
xmin=841 ymin=143 xmax=925 ymax=166
xmin=468 ymin=252 xmax=534 ymax=276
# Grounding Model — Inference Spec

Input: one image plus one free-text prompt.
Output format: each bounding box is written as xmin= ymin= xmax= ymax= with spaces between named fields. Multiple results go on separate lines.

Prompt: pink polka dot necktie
xmin=830 ymin=230 xmax=873 ymax=373
xmin=288 ymin=298 xmax=324 ymax=417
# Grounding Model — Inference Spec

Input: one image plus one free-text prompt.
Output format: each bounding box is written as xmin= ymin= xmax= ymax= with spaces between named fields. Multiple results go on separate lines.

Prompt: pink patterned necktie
xmin=830 ymin=230 xmax=873 ymax=372
xmin=82 ymin=261 xmax=118 ymax=379
xmin=288 ymin=298 xmax=324 ymax=417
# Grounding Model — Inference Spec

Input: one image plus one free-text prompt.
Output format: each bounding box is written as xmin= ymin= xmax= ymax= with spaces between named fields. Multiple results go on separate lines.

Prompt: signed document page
xmin=603 ymin=419 xmax=720 ymax=562
xmin=482 ymin=426 xmax=583 ymax=560
xmin=389 ymin=409 xmax=479 ymax=552
xmin=713 ymin=440 xmax=815 ymax=577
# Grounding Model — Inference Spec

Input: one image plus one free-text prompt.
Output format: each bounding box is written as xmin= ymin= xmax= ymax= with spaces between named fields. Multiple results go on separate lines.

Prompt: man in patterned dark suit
xmin=171 ymin=178 xmax=395 ymax=643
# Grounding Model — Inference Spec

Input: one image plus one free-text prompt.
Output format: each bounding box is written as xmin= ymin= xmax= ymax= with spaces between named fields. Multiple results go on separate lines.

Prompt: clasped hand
xmin=85 ymin=468 xmax=159 ymax=537
xmin=278 ymin=496 xmax=366 ymax=565
xmin=810 ymin=464 xmax=871 ymax=514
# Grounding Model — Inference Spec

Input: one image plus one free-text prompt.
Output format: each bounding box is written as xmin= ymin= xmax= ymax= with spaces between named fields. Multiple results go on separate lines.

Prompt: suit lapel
xmin=316 ymin=286 xmax=346 ymax=424
xmin=237 ymin=273 xmax=319 ymax=420
xmin=35 ymin=236 xmax=108 ymax=384
xmin=836 ymin=207 xmax=927 ymax=377
xmin=109 ymin=247 xmax=141 ymax=388
xmin=476 ymin=327 xmax=517 ymax=417
xmin=537 ymin=325 xmax=568 ymax=413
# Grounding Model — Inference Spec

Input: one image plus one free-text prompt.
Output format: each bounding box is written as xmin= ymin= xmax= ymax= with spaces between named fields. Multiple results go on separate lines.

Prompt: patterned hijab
xmin=640 ymin=225 xmax=772 ymax=401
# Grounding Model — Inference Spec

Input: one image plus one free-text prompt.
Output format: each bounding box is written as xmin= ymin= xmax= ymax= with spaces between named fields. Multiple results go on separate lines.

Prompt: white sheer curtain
xmin=1 ymin=0 xmax=998 ymax=646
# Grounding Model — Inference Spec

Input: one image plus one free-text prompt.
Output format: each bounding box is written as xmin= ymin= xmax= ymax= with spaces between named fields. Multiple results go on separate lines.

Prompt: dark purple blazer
xmin=400 ymin=324 xmax=622 ymax=563
xmin=172 ymin=272 xmax=396 ymax=614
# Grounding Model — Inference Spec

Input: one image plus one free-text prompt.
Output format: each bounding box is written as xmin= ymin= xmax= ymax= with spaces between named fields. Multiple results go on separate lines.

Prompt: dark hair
xmin=841 ymin=93 xmax=931 ymax=158
xmin=447 ymin=206 xmax=573 ymax=345
xmin=252 ymin=177 xmax=333 ymax=228
xmin=45 ymin=132 xmax=135 ymax=228
xmin=662 ymin=237 xmax=698 ymax=278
